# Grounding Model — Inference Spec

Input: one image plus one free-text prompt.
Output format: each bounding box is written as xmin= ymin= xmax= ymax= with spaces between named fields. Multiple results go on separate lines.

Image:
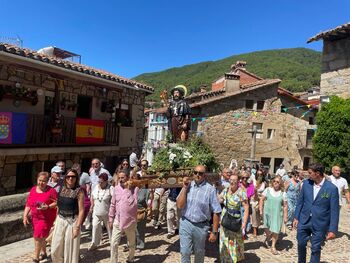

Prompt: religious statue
xmin=164 ymin=85 xmax=191 ymax=143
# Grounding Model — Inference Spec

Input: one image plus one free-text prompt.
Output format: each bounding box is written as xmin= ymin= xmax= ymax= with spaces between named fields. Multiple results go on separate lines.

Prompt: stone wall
xmin=0 ymin=193 xmax=31 ymax=246
xmin=320 ymin=37 xmax=350 ymax=98
xmin=197 ymin=84 xmax=314 ymax=172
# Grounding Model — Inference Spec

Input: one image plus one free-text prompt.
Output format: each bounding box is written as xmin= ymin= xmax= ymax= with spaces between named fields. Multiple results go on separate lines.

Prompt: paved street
xmin=1 ymin=206 xmax=350 ymax=263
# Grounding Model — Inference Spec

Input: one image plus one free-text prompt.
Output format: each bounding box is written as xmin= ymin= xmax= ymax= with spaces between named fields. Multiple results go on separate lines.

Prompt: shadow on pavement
xmin=242 ymin=252 xmax=261 ymax=262
xmin=276 ymin=239 xmax=294 ymax=252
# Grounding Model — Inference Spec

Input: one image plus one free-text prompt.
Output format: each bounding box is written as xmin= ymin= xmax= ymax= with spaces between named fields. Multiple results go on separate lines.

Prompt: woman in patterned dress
xmin=285 ymin=171 xmax=301 ymax=229
xmin=219 ymin=173 xmax=249 ymax=263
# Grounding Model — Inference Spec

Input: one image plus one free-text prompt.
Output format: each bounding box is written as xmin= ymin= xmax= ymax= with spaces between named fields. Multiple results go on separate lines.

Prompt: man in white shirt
xmin=276 ymin=164 xmax=286 ymax=177
xmin=90 ymin=158 xmax=112 ymax=191
xmin=329 ymin=166 xmax=350 ymax=210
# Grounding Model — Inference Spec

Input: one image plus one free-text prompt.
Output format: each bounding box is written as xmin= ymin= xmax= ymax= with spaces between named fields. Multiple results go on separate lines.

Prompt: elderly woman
xmin=88 ymin=173 xmax=113 ymax=251
xmin=259 ymin=176 xmax=288 ymax=255
xmin=51 ymin=169 xmax=85 ymax=263
xmin=250 ymin=169 xmax=267 ymax=239
xmin=219 ymin=173 xmax=249 ymax=263
xmin=23 ymin=171 xmax=57 ymax=263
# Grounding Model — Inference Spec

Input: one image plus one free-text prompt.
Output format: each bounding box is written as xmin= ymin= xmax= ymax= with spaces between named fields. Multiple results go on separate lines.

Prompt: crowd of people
xmin=23 ymin=157 xmax=348 ymax=263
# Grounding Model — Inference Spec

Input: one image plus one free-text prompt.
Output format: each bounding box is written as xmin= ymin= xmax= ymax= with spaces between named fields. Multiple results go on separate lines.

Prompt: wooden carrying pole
xmin=129 ymin=168 xmax=220 ymax=189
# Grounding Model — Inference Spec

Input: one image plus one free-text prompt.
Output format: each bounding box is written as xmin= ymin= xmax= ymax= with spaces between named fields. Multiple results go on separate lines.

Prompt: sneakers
xmin=88 ymin=244 xmax=97 ymax=251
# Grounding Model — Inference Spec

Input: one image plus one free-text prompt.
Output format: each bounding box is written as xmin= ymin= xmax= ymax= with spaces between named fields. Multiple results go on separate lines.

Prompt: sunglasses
xmin=141 ymin=164 xmax=148 ymax=167
xmin=66 ymin=175 xmax=77 ymax=179
xmin=122 ymin=163 xmax=128 ymax=166
xmin=193 ymin=171 xmax=204 ymax=176
xmin=273 ymin=180 xmax=280 ymax=183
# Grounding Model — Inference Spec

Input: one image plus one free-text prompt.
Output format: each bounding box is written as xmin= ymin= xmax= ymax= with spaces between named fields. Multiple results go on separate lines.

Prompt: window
xmin=116 ymin=103 xmax=133 ymax=127
xmin=309 ymin=117 xmax=315 ymax=125
xmin=245 ymin=100 xmax=254 ymax=110
xmin=77 ymin=96 xmax=92 ymax=119
xmin=257 ymin=101 xmax=265 ymax=111
xmin=16 ymin=162 xmax=34 ymax=191
xmin=281 ymin=105 xmax=287 ymax=113
xmin=252 ymin=122 xmax=263 ymax=139
xmin=261 ymin=157 xmax=271 ymax=168
xmin=274 ymin=158 xmax=284 ymax=173
xmin=303 ymin=157 xmax=311 ymax=170
xmin=306 ymin=129 xmax=315 ymax=147
xmin=267 ymin=129 xmax=275 ymax=139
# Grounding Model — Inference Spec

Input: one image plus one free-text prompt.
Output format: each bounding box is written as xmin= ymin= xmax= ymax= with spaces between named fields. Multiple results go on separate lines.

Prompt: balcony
xmin=0 ymin=114 xmax=119 ymax=147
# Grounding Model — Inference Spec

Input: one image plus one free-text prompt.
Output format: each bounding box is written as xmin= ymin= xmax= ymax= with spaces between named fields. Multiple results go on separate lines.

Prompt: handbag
xmin=221 ymin=190 xmax=242 ymax=232
xmin=137 ymin=208 xmax=147 ymax=222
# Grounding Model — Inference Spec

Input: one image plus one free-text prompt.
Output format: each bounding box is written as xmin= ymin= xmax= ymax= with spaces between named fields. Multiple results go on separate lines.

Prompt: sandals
xmin=39 ymin=253 xmax=48 ymax=261
xmin=263 ymin=238 xmax=271 ymax=248
xmin=271 ymin=248 xmax=279 ymax=255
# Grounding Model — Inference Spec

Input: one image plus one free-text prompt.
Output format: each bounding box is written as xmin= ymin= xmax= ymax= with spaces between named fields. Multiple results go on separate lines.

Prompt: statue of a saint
xmin=166 ymin=85 xmax=191 ymax=143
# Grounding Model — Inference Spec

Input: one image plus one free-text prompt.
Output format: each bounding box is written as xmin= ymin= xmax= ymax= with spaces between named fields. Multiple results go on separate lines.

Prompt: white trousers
xmin=110 ymin=222 xmax=136 ymax=263
xmin=51 ymin=215 xmax=81 ymax=263
xmin=91 ymin=213 xmax=111 ymax=246
xmin=167 ymin=199 xmax=180 ymax=234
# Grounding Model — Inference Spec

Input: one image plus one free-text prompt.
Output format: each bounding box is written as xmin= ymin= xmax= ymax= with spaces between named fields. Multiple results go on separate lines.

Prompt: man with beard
xmin=167 ymin=85 xmax=191 ymax=143
xmin=293 ymin=163 xmax=339 ymax=263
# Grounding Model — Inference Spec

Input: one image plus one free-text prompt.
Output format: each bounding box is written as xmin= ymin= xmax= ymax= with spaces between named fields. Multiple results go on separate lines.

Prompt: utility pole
xmin=245 ymin=126 xmax=263 ymax=167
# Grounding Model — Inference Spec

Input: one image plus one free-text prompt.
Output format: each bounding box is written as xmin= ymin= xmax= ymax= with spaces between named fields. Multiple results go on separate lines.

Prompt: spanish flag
xmin=76 ymin=118 xmax=104 ymax=144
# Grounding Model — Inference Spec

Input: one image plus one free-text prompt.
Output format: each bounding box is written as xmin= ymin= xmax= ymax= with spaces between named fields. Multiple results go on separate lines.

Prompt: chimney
xmin=224 ymin=73 xmax=240 ymax=93
xmin=231 ymin=61 xmax=247 ymax=72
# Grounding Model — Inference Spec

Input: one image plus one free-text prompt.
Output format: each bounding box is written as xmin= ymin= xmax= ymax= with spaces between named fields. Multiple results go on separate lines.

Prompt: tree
xmin=313 ymin=96 xmax=350 ymax=172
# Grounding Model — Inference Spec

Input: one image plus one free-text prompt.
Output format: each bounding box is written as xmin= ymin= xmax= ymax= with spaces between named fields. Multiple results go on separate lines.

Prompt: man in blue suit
xmin=293 ymin=163 xmax=339 ymax=263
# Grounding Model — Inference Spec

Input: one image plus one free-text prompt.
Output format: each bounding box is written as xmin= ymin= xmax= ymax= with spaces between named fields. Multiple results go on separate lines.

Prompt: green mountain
xmin=134 ymin=48 xmax=321 ymax=102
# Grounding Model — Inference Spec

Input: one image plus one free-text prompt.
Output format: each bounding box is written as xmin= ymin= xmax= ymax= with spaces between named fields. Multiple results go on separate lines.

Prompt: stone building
xmin=308 ymin=22 xmax=350 ymax=98
xmin=188 ymin=62 xmax=317 ymax=173
xmin=0 ymin=44 xmax=153 ymax=195
xmin=144 ymin=108 xmax=169 ymax=165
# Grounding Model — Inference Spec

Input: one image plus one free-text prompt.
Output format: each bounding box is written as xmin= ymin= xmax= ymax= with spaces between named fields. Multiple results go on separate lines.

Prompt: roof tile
xmin=0 ymin=43 xmax=154 ymax=93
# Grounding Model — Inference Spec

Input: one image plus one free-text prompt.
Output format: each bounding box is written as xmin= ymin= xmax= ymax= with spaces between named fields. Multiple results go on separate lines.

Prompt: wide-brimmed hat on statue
xmin=170 ymin=85 xmax=188 ymax=97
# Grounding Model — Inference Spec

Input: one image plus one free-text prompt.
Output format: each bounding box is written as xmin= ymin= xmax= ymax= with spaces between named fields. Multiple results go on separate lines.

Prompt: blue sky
xmin=2 ymin=0 xmax=349 ymax=78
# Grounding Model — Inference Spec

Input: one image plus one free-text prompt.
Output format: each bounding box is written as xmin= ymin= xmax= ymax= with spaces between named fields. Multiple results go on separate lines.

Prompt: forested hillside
xmin=134 ymin=48 xmax=321 ymax=101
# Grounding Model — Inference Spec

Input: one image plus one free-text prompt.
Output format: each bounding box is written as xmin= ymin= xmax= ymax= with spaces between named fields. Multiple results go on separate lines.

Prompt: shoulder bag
xmin=221 ymin=190 xmax=242 ymax=232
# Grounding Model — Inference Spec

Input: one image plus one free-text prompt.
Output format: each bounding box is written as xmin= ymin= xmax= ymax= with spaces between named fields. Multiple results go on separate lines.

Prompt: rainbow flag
xmin=76 ymin=118 xmax=104 ymax=144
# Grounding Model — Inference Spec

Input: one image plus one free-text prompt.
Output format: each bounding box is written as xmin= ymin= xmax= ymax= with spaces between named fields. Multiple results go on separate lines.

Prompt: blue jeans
xmin=179 ymin=217 xmax=210 ymax=263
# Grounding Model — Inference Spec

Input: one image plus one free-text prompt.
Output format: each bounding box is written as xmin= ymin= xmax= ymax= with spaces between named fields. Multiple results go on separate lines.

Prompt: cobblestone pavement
xmin=2 ymin=207 xmax=350 ymax=263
